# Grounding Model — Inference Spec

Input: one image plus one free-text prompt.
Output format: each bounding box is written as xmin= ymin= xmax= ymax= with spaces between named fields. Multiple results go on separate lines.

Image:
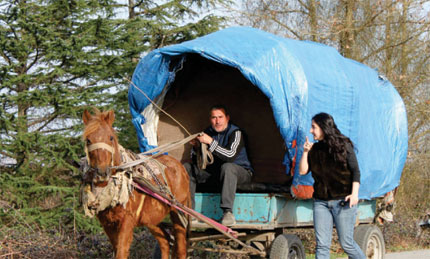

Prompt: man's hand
xmin=197 ymin=133 xmax=213 ymax=145
xmin=303 ymin=136 xmax=314 ymax=152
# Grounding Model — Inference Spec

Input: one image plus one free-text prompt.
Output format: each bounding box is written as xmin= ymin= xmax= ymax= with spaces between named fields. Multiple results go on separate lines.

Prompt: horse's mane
xmin=82 ymin=108 xmax=118 ymax=143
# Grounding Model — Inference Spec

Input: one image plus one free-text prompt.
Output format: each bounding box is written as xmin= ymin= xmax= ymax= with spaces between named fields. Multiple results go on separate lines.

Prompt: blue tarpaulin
xmin=129 ymin=26 xmax=408 ymax=200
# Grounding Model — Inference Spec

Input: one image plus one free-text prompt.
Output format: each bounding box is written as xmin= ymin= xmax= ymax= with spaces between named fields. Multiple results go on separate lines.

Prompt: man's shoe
xmin=221 ymin=211 xmax=236 ymax=226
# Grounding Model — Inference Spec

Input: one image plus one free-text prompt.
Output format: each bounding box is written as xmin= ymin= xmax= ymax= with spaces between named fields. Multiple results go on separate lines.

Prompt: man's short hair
xmin=210 ymin=104 xmax=229 ymax=116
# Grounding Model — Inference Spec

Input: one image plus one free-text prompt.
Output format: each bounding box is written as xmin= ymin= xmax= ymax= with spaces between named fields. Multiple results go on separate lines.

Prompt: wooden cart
xmin=187 ymin=192 xmax=385 ymax=259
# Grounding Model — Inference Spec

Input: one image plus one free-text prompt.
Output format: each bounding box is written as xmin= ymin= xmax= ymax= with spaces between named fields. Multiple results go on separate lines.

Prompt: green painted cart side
xmin=188 ymin=193 xmax=383 ymax=258
xmin=193 ymin=193 xmax=376 ymax=230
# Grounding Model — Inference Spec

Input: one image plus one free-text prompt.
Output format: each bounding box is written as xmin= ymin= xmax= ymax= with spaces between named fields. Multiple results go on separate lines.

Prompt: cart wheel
xmin=269 ymin=234 xmax=305 ymax=259
xmin=354 ymin=224 xmax=385 ymax=259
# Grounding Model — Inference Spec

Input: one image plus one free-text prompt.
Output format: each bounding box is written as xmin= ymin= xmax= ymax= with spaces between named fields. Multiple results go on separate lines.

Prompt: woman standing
xmin=299 ymin=113 xmax=365 ymax=259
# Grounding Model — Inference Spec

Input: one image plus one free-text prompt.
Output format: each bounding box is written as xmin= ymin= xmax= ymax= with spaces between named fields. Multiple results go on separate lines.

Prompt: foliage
xmin=235 ymin=0 xmax=430 ymax=252
xmin=385 ymin=150 xmax=430 ymax=248
xmin=108 ymin=0 xmax=226 ymax=152
xmin=0 ymin=218 xmax=157 ymax=258
xmin=0 ymin=0 xmax=225 ymax=241
xmin=0 ymin=171 xmax=101 ymax=235
xmin=0 ymin=0 xmax=120 ymax=175
xmin=236 ymin=0 xmax=430 ymax=150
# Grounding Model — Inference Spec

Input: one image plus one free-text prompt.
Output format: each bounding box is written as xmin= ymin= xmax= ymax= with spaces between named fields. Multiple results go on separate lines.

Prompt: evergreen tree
xmin=0 ymin=0 xmax=121 ymax=175
xmin=0 ymin=0 xmax=224 ymax=177
xmin=0 ymin=0 xmax=224 ymax=230
xmin=0 ymin=0 xmax=128 ymax=230
xmin=109 ymin=0 xmax=225 ymax=151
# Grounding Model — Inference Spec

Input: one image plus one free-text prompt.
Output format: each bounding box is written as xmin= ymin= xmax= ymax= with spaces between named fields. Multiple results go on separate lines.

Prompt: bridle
xmin=84 ymin=141 xmax=117 ymax=181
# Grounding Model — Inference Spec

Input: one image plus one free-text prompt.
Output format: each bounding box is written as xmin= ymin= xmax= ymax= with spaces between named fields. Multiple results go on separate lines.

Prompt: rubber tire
xmin=354 ymin=224 xmax=385 ymax=259
xmin=269 ymin=234 xmax=306 ymax=259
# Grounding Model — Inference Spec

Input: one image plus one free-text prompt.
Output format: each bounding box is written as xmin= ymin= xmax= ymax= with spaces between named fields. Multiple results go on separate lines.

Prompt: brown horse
xmin=82 ymin=108 xmax=191 ymax=259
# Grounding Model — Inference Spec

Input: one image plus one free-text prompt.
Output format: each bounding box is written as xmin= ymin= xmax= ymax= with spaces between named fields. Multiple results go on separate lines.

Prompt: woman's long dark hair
xmin=312 ymin=113 xmax=353 ymax=167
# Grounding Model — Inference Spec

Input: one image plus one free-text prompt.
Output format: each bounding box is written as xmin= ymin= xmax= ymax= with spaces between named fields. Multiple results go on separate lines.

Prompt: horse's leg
xmin=114 ymin=217 xmax=136 ymax=259
xmin=98 ymin=216 xmax=120 ymax=256
xmin=170 ymin=211 xmax=188 ymax=259
xmin=102 ymin=225 xmax=119 ymax=256
xmin=147 ymin=224 xmax=171 ymax=259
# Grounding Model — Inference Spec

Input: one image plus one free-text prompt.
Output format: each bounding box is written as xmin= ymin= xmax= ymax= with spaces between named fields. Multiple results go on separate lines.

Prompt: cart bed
xmin=193 ymin=193 xmax=376 ymax=230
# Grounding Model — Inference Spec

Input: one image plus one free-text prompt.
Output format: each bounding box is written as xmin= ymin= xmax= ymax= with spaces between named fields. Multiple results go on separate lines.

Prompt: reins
xmin=84 ymin=76 xmax=241 ymax=252
xmin=85 ymin=75 xmax=215 ymax=172
xmin=125 ymin=76 xmax=192 ymax=136
xmin=132 ymin=176 xmax=265 ymax=257
xmin=110 ymin=133 xmax=213 ymax=171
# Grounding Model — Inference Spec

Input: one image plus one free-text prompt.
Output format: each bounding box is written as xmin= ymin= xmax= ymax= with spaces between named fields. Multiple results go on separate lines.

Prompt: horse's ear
xmin=104 ymin=110 xmax=115 ymax=126
xmin=83 ymin=110 xmax=92 ymax=125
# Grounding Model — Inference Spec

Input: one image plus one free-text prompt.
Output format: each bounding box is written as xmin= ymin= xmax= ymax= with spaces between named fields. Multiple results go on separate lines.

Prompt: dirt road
xmin=385 ymin=249 xmax=430 ymax=259
xmin=336 ymin=250 xmax=430 ymax=259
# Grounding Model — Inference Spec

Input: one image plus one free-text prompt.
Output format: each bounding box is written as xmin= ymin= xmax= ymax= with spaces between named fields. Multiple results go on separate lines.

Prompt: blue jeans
xmin=313 ymin=199 xmax=365 ymax=259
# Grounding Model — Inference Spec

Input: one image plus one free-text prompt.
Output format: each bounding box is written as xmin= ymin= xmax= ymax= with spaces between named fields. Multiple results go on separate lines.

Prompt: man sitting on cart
xmin=184 ymin=105 xmax=253 ymax=226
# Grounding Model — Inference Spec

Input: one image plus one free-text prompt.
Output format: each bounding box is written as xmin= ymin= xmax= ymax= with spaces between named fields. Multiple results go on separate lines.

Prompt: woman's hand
xmin=345 ymin=193 xmax=359 ymax=207
xmin=303 ymin=136 xmax=314 ymax=152
xmin=345 ymin=182 xmax=360 ymax=207
xmin=299 ymin=137 xmax=313 ymax=175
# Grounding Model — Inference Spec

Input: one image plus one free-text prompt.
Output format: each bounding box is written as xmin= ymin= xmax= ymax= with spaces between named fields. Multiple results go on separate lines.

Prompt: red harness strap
xmin=133 ymin=180 xmax=264 ymax=256
xmin=132 ymin=181 xmax=238 ymax=237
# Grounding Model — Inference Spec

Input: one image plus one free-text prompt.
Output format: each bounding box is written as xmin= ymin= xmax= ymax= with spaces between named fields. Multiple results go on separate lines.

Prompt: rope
xmin=111 ymin=133 xmax=213 ymax=171
xmin=142 ymin=134 xmax=200 ymax=156
xmin=111 ymin=134 xmax=198 ymax=170
xmin=122 ymin=76 xmax=213 ymax=169
xmin=197 ymin=143 xmax=214 ymax=170
xmin=124 ymin=76 xmax=192 ymax=136
xmin=132 ymin=177 xmax=264 ymax=256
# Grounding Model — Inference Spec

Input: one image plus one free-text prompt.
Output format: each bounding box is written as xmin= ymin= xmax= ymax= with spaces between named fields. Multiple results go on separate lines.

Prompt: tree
xmin=0 ymin=0 xmax=225 ymax=172
xmin=0 ymin=0 xmax=225 ymax=230
xmin=1 ymin=0 xmax=120 ymax=174
xmin=236 ymin=0 xmax=430 ymax=244
xmin=108 ymin=0 xmax=225 ymax=151
xmin=237 ymin=0 xmax=430 ymax=156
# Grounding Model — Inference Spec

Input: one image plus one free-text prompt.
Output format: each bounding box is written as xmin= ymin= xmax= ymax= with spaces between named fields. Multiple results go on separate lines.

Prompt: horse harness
xmin=81 ymin=141 xmax=170 ymax=218
xmin=81 ymin=132 xmax=214 ymax=219
xmin=81 ymin=137 xmax=264 ymax=256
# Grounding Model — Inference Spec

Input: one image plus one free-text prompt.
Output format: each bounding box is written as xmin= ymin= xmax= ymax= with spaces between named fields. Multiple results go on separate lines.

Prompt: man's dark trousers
xmin=184 ymin=162 xmax=252 ymax=211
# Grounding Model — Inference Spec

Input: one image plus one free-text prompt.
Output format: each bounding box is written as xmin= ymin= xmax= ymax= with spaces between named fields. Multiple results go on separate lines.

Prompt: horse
xmin=81 ymin=108 xmax=191 ymax=259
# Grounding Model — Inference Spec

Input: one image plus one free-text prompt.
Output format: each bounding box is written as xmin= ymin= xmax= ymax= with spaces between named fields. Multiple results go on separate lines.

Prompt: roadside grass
xmin=1 ymin=214 xmax=429 ymax=258
xmin=1 ymin=194 xmax=429 ymax=258
xmin=1 ymin=154 xmax=429 ymax=258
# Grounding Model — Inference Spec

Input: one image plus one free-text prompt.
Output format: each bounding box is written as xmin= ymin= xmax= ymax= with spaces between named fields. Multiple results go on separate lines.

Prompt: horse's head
xmin=82 ymin=108 xmax=121 ymax=183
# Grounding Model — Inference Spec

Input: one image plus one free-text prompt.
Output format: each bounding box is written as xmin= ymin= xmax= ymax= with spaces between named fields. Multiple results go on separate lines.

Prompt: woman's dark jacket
xmin=308 ymin=141 xmax=360 ymax=200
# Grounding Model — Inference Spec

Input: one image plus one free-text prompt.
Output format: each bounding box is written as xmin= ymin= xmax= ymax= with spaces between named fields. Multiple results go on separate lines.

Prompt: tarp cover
xmin=129 ymin=26 xmax=408 ymax=200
